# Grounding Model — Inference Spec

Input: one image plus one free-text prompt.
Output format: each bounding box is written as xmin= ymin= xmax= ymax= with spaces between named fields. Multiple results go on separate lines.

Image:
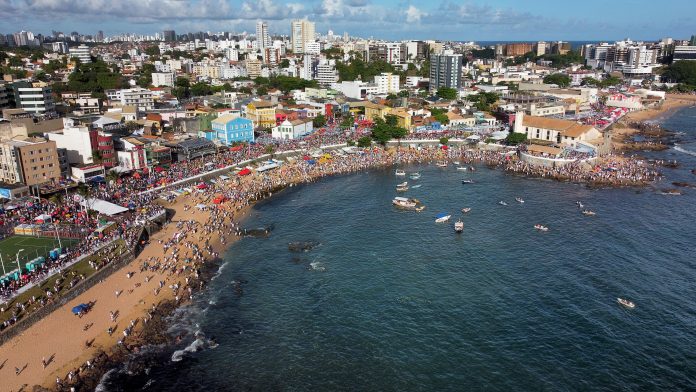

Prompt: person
xmin=15 ymin=366 xmax=20 ymax=375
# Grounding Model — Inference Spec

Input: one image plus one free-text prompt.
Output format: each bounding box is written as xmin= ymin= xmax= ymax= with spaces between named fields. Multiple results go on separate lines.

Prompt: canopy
xmin=34 ymin=214 xmax=52 ymax=222
xmin=573 ymin=144 xmax=596 ymax=153
xmin=238 ymin=168 xmax=251 ymax=176
xmin=466 ymin=135 xmax=481 ymax=141
xmin=230 ymin=145 xmax=243 ymax=151
xmin=490 ymin=131 xmax=509 ymax=140
xmin=71 ymin=304 xmax=89 ymax=315
xmin=80 ymin=198 xmax=129 ymax=216
xmin=436 ymin=213 xmax=449 ymax=219
xmin=196 ymin=183 xmax=208 ymax=189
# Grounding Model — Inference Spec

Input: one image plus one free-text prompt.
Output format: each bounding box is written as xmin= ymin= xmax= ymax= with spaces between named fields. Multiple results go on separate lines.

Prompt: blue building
xmin=206 ymin=115 xmax=255 ymax=145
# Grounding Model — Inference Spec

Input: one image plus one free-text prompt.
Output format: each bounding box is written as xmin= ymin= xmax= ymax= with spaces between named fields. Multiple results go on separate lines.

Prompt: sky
xmin=0 ymin=0 xmax=694 ymax=41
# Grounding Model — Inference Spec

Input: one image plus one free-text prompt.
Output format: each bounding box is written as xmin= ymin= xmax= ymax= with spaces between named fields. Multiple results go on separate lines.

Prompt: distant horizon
xmin=0 ymin=0 xmax=694 ymax=42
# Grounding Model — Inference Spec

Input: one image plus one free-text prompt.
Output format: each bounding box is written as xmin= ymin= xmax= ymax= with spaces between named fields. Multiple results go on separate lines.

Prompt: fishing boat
xmin=617 ymin=298 xmax=635 ymax=309
xmin=396 ymin=186 xmax=409 ymax=192
xmin=396 ymin=181 xmax=408 ymax=187
xmin=454 ymin=219 xmax=464 ymax=233
xmin=412 ymin=184 xmax=422 ymax=189
xmin=576 ymin=201 xmax=584 ymax=209
xmin=461 ymin=179 xmax=474 ymax=184
xmin=498 ymin=201 xmax=508 ymax=206
xmin=392 ymin=197 xmax=418 ymax=209
xmin=436 ymin=161 xmax=448 ymax=168
xmin=435 ymin=213 xmax=451 ymax=223
xmin=395 ymin=169 xmax=406 ymax=176
xmin=457 ymin=167 xmax=468 ymax=171
xmin=461 ymin=208 xmax=471 ymax=213
xmin=515 ymin=197 xmax=525 ymax=203
xmin=410 ymin=172 xmax=421 ymax=180
xmin=581 ymin=210 xmax=596 ymax=216
xmin=534 ymin=224 xmax=549 ymax=232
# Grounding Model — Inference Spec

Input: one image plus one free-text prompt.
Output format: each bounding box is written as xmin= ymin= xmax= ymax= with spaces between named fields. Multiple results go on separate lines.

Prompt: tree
xmin=662 ymin=61 xmax=696 ymax=86
xmin=256 ymin=86 xmax=268 ymax=96
xmin=265 ymin=144 xmax=275 ymax=157
xmin=144 ymin=46 xmax=160 ymax=56
xmin=357 ymin=136 xmax=372 ymax=147
xmin=543 ymin=73 xmax=571 ymax=88
xmin=279 ymin=59 xmax=290 ymax=68
xmin=505 ymin=132 xmax=527 ymax=145
xmin=436 ymin=87 xmax=457 ymax=100
xmin=190 ymin=82 xmax=213 ymax=96
xmin=340 ymin=114 xmax=354 ymax=129
xmin=313 ymin=114 xmax=327 ymax=128
xmin=68 ymin=60 xmax=124 ymax=93
xmin=468 ymin=92 xmax=500 ymax=112
xmin=439 ymin=137 xmax=449 ymax=145
xmin=429 ymin=108 xmax=449 ymax=125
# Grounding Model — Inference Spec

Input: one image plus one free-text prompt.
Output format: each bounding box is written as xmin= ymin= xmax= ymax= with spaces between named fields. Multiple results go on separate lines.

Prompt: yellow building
xmin=246 ymin=100 xmax=276 ymax=129
xmin=389 ymin=108 xmax=412 ymax=131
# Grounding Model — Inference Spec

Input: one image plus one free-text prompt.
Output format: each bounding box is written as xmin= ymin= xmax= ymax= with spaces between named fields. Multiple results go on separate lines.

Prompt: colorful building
xmin=207 ymin=115 xmax=255 ymax=145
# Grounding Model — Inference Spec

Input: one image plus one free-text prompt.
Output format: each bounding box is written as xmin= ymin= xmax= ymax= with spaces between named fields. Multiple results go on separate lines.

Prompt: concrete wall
xmin=519 ymin=151 xmax=598 ymax=168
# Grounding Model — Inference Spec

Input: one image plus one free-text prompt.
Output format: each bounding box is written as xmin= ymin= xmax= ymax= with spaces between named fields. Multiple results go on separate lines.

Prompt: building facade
xmin=208 ymin=115 xmax=255 ymax=145
xmin=429 ymin=52 xmax=463 ymax=93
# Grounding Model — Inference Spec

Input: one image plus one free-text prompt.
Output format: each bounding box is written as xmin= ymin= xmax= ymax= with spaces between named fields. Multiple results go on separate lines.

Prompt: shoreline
xmin=0 ymin=114 xmax=683 ymax=390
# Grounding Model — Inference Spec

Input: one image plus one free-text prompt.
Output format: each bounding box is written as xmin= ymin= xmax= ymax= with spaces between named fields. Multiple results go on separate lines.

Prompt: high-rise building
xmin=291 ymin=19 xmax=315 ymax=54
xmin=0 ymin=138 xmax=61 ymax=186
xmin=256 ymin=21 xmax=270 ymax=50
xmin=96 ymin=30 xmax=104 ymax=42
xmin=69 ymin=44 xmax=92 ymax=63
xmin=690 ymin=35 xmax=696 ymax=46
xmin=12 ymin=82 xmax=55 ymax=115
xmin=163 ymin=30 xmax=176 ymax=42
xmin=429 ymin=52 xmax=463 ymax=93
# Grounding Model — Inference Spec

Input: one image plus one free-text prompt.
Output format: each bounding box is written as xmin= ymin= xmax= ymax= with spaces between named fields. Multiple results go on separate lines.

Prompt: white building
xmin=256 ymin=21 xmax=270 ymax=50
xmin=291 ymin=19 xmax=315 ymax=54
xmin=271 ymin=118 xmax=314 ymax=140
xmin=315 ymin=62 xmax=339 ymax=85
xmin=330 ymin=81 xmax=378 ymax=99
xmin=14 ymin=84 xmax=55 ymax=114
xmin=151 ymin=72 xmax=175 ymax=87
xmin=119 ymin=88 xmax=154 ymax=111
xmin=69 ymin=44 xmax=92 ymax=63
xmin=46 ymin=125 xmax=94 ymax=165
xmin=374 ymin=73 xmax=400 ymax=95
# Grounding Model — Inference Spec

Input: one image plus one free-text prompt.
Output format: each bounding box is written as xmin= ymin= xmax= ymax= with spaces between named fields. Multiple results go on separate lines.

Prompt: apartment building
xmin=69 ymin=44 xmax=92 ymax=63
xmin=374 ymin=73 xmax=400 ymax=95
xmin=245 ymin=100 xmax=276 ymax=129
xmin=12 ymin=82 xmax=55 ymax=114
xmin=429 ymin=52 xmax=463 ymax=93
xmin=291 ymin=19 xmax=315 ymax=54
xmin=152 ymin=72 xmax=176 ymax=87
xmin=120 ymin=88 xmax=154 ymax=111
xmin=0 ymin=138 xmax=61 ymax=186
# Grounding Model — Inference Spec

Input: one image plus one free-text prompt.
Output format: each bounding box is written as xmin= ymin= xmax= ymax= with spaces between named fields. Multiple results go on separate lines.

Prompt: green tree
xmin=505 ymin=132 xmax=527 ymax=145
xmin=543 ymin=73 xmax=571 ymax=87
xmin=436 ymin=87 xmax=458 ymax=100
xmin=279 ymin=59 xmax=290 ymax=68
xmin=439 ymin=137 xmax=449 ymax=145
xmin=357 ymin=136 xmax=372 ymax=147
xmin=340 ymin=114 xmax=354 ymax=128
xmin=144 ymin=46 xmax=160 ymax=56
xmin=429 ymin=108 xmax=450 ymax=125
xmin=68 ymin=60 xmax=124 ymax=93
xmin=663 ymin=61 xmax=696 ymax=85
xmin=313 ymin=114 xmax=327 ymax=128
xmin=190 ymin=82 xmax=213 ymax=96
xmin=256 ymin=86 xmax=268 ymax=96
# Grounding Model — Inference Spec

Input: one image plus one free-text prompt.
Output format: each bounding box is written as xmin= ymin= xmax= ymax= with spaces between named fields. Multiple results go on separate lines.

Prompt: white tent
xmin=34 ymin=214 xmax=52 ymax=222
xmin=81 ymin=198 xmax=129 ymax=216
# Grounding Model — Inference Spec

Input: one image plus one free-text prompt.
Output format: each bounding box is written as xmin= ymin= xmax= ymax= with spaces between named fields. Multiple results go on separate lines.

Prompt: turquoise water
xmin=104 ymin=108 xmax=696 ymax=391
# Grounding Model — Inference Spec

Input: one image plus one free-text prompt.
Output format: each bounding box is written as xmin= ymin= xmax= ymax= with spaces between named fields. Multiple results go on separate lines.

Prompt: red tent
xmin=230 ymin=145 xmax=243 ymax=151
xmin=196 ymin=183 xmax=208 ymax=189
xmin=238 ymin=168 xmax=252 ymax=176
xmin=441 ymin=145 xmax=449 ymax=150
xmin=302 ymin=155 xmax=310 ymax=161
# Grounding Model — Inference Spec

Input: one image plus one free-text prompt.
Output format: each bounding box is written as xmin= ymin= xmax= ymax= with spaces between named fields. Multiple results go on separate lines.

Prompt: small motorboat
xmin=461 ymin=179 xmax=474 ymax=184
xmin=498 ymin=201 xmax=508 ymax=206
xmin=395 ymin=169 xmax=406 ymax=176
xmin=515 ymin=197 xmax=524 ymax=204
xmin=461 ymin=208 xmax=471 ymax=213
xmin=454 ymin=220 xmax=464 ymax=233
xmin=576 ymin=201 xmax=584 ymax=209
xmin=581 ymin=210 xmax=596 ymax=216
xmin=435 ymin=213 xmax=451 ymax=223
xmin=410 ymin=173 xmax=421 ymax=180
xmin=456 ymin=167 xmax=468 ymax=171
xmin=396 ymin=186 xmax=409 ymax=192
xmin=415 ymin=206 xmax=425 ymax=212
xmin=534 ymin=224 xmax=549 ymax=232
xmin=396 ymin=181 xmax=408 ymax=187
xmin=436 ymin=161 xmax=448 ymax=168
xmin=453 ymin=161 xmax=460 ymax=165
xmin=411 ymin=184 xmax=422 ymax=189
xmin=392 ymin=197 xmax=417 ymax=209
xmin=617 ymin=298 xmax=635 ymax=309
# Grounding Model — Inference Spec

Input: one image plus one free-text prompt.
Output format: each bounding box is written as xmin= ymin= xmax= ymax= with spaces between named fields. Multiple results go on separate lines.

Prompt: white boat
xmin=395 ymin=169 xmax=406 ymax=176
xmin=396 ymin=186 xmax=409 ymax=192
xmin=461 ymin=208 xmax=471 ymax=213
xmin=576 ymin=201 xmax=584 ymax=209
xmin=498 ymin=201 xmax=508 ymax=206
xmin=617 ymin=298 xmax=635 ymax=309
xmin=454 ymin=220 xmax=464 ymax=233
xmin=396 ymin=181 xmax=408 ymax=187
xmin=534 ymin=224 xmax=549 ymax=232
xmin=416 ymin=206 xmax=425 ymax=212
xmin=436 ymin=161 xmax=448 ymax=168
xmin=410 ymin=173 xmax=421 ymax=180
xmin=515 ymin=197 xmax=525 ymax=203
xmin=469 ymin=166 xmax=476 ymax=171
xmin=457 ymin=167 xmax=468 ymax=171
xmin=435 ymin=213 xmax=451 ymax=223
xmin=392 ymin=197 xmax=417 ymax=209
xmin=411 ymin=184 xmax=422 ymax=189
xmin=453 ymin=161 xmax=460 ymax=165
xmin=462 ymin=179 xmax=474 ymax=184
xmin=581 ymin=210 xmax=596 ymax=216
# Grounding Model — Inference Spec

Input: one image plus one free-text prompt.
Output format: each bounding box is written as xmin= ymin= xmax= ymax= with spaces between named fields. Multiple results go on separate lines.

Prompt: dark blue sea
xmin=101 ymin=107 xmax=696 ymax=391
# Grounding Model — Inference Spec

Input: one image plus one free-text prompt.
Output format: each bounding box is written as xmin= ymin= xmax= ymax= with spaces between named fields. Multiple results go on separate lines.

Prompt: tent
xmin=80 ymin=198 xmax=129 ymax=216
xmin=196 ymin=183 xmax=208 ymax=189
xmin=34 ymin=214 xmax=52 ymax=223
xmin=72 ymin=303 xmax=89 ymax=315
xmin=230 ymin=145 xmax=243 ymax=152
xmin=238 ymin=168 xmax=252 ymax=176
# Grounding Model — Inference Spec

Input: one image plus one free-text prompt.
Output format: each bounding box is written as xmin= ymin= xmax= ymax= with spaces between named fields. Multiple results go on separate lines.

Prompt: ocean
xmin=99 ymin=107 xmax=696 ymax=391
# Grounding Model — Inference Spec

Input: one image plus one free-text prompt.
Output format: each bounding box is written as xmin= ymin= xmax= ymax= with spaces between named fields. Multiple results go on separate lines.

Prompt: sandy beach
xmin=0 ymin=189 xmax=247 ymax=391
xmin=613 ymin=94 xmax=696 ymax=138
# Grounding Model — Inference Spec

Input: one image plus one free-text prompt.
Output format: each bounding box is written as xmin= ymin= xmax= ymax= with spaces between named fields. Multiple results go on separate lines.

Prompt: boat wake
xmin=309 ymin=261 xmax=326 ymax=272
xmin=674 ymin=144 xmax=696 ymax=157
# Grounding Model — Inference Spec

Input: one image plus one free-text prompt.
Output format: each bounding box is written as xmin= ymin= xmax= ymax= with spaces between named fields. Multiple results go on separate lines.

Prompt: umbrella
xmin=71 ymin=304 xmax=88 ymax=315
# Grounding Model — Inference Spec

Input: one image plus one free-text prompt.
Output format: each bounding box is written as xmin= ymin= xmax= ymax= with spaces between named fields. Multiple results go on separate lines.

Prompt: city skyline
xmin=0 ymin=0 xmax=694 ymax=41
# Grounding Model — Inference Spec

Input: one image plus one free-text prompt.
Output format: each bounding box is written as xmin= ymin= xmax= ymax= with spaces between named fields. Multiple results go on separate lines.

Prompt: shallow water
xmin=106 ymin=107 xmax=696 ymax=391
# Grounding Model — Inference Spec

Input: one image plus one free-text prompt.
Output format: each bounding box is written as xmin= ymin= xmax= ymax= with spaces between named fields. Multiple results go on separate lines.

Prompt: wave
xmin=673 ymin=144 xmax=696 ymax=157
xmin=309 ymin=261 xmax=326 ymax=272
xmin=94 ymin=368 xmax=119 ymax=392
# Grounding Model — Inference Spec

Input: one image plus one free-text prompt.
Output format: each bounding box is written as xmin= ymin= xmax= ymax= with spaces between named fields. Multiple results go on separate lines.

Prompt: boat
xmin=435 ymin=213 xmax=451 ymax=223
xmin=436 ymin=161 xmax=448 ymax=168
xmin=576 ymin=201 xmax=584 ymax=209
xmin=581 ymin=210 xmax=596 ymax=216
xmin=515 ymin=197 xmax=524 ymax=203
xmin=454 ymin=220 xmax=464 ymax=233
xmin=411 ymin=184 xmax=422 ymax=189
xmin=534 ymin=224 xmax=549 ymax=232
xmin=396 ymin=181 xmax=408 ymax=187
xmin=416 ymin=206 xmax=425 ymax=212
xmin=396 ymin=186 xmax=409 ymax=192
xmin=461 ymin=179 xmax=474 ymax=184
xmin=469 ymin=166 xmax=476 ymax=171
xmin=457 ymin=167 xmax=468 ymax=171
xmin=498 ymin=201 xmax=508 ymax=206
xmin=395 ymin=169 xmax=406 ymax=176
xmin=453 ymin=161 xmax=460 ymax=165
xmin=410 ymin=173 xmax=421 ymax=180
xmin=617 ymin=298 xmax=635 ymax=309
xmin=392 ymin=197 xmax=417 ymax=209
xmin=461 ymin=208 xmax=471 ymax=213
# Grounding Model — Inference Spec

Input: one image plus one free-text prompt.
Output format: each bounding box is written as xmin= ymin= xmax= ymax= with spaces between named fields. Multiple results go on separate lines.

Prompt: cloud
xmin=405 ymin=5 xmax=425 ymax=23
